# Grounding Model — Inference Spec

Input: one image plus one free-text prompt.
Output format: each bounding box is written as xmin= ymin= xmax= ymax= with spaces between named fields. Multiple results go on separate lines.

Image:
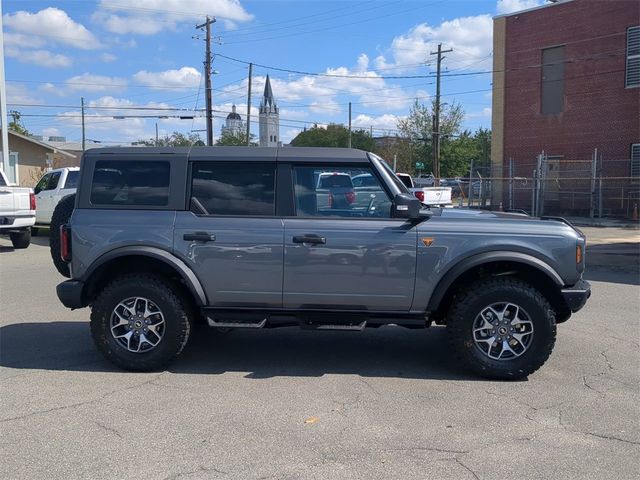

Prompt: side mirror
xmin=391 ymin=193 xmax=422 ymax=220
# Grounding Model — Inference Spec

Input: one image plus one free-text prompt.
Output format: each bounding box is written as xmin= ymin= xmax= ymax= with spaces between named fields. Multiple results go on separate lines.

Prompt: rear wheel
xmin=50 ymin=194 xmax=75 ymax=277
xmin=10 ymin=229 xmax=31 ymax=249
xmin=446 ymin=277 xmax=556 ymax=380
xmin=90 ymin=274 xmax=192 ymax=371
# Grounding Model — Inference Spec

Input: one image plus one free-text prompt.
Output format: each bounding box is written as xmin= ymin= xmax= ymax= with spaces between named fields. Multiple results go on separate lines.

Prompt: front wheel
xmin=90 ymin=274 xmax=192 ymax=371
xmin=446 ymin=277 xmax=556 ymax=380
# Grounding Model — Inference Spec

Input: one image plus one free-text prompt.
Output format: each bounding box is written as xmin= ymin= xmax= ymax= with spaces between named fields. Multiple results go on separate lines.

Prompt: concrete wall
xmin=491 ymin=16 xmax=507 ymax=206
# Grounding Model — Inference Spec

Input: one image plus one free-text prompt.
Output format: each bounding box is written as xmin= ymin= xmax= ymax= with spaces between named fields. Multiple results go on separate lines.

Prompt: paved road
xmin=1 ymin=235 xmax=639 ymax=480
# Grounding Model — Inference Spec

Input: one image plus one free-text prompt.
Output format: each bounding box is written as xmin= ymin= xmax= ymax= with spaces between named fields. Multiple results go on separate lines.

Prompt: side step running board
xmin=206 ymin=317 xmax=267 ymax=329
xmin=305 ymin=320 xmax=367 ymax=331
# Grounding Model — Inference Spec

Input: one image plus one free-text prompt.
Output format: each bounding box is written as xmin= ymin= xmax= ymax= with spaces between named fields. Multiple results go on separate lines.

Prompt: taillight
xmin=30 ymin=192 xmax=36 ymax=211
xmin=328 ymin=192 xmax=333 ymax=208
xmin=415 ymin=191 xmax=425 ymax=202
xmin=346 ymin=191 xmax=356 ymax=204
xmin=60 ymin=225 xmax=72 ymax=262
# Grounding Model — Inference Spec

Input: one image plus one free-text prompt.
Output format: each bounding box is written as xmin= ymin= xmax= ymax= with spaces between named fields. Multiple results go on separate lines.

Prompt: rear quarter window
xmin=90 ymin=161 xmax=170 ymax=206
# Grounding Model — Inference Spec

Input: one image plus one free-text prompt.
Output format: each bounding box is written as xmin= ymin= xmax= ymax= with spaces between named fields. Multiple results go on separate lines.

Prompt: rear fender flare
xmin=83 ymin=246 xmax=207 ymax=306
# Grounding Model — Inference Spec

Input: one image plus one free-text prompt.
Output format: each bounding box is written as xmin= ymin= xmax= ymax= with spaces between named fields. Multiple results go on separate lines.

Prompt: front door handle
xmin=293 ymin=234 xmax=326 ymax=245
xmin=183 ymin=232 xmax=216 ymax=242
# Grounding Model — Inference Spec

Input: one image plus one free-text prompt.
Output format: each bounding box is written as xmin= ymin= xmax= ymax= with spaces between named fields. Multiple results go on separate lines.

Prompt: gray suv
xmin=55 ymin=147 xmax=590 ymax=379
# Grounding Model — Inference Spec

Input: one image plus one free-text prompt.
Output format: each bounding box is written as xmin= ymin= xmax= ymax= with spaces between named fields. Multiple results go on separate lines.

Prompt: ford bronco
xmin=54 ymin=147 xmax=591 ymax=379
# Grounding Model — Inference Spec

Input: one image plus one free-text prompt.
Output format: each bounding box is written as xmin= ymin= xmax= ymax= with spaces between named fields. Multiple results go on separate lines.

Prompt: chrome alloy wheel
xmin=472 ymin=302 xmax=534 ymax=361
xmin=110 ymin=297 xmax=166 ymax=353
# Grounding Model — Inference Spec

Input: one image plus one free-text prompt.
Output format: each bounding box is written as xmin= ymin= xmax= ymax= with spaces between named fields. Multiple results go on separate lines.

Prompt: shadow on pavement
xmin=586 ymin=241 xmax=639 ymax=285
xmin=0 ymin=321 xmax=480 ymax=381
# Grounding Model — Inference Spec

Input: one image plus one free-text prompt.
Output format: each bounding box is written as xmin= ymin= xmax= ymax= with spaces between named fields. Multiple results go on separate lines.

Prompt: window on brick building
xmin=541 ymin=46 xmax=565 ymax=114
xmin=631 ymin=144 xmax=640 ymax=178
xmin=626 ymin=26 xmax=640 ymax=88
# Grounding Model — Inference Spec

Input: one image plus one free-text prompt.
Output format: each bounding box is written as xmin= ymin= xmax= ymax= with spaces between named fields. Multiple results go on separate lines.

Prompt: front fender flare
xmin=82 ymin=246 xmax=208 ymax=306
xmin=427 ymin=251 xmax=563 ymax=312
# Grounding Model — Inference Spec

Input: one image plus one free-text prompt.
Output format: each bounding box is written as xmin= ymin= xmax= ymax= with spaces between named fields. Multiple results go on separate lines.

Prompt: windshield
xmin=368 ymin=153 xmax=410 ymax=194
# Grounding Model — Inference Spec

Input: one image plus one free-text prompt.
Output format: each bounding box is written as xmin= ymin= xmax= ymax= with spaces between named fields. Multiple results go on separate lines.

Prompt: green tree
xmin=290 ymin=124 xmax=375 ymax=151
xmin=136 ymin=131 xmax=203 ymax=147
xmin=215 ymin=131 xmax=257 ymax=146
xmin=396 ymin=99 xmax=465 ymax=176
xmin=8 ymin=111 xmax=30 ymax=136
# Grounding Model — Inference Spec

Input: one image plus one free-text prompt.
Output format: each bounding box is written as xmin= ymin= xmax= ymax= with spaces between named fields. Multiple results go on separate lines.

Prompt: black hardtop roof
xmin=83 ymin=146 xmax=371 ymax=163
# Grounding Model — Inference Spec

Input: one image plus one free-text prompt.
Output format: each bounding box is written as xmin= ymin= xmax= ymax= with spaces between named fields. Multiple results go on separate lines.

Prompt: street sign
xmin=415 ymin=162 xmax=425 ymax=169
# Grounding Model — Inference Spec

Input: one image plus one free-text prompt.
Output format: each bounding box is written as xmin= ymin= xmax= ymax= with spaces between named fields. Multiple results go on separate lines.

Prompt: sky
xmin=2 ymin=0 xmax=547 ymax=145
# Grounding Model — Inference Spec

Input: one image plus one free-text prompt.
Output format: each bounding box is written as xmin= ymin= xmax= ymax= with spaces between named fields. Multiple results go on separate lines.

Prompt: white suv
xmin=33 ymin=167 xmax=79 ymax=231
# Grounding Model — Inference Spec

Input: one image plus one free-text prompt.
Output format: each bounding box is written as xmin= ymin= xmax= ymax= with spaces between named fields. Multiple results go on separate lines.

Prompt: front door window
xmin=292 ymin=165 xmax=392 ymax=218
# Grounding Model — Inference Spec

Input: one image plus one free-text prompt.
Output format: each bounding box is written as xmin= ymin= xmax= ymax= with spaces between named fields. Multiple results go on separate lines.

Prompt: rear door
xmin=173 ymin=159 xmax=284 ymax=308
xmin=283 ymin=163 xmax=417 ymax=312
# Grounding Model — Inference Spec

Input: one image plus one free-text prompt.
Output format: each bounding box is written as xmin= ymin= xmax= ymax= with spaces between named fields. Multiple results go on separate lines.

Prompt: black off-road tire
xmin=10 ymin=229 xmax=31 ymax=249
xmin=446 ymin=277 xmax=556 ymax=380
xmin=50 ymin=194 xmax=75 ymax=278
xmin=90 ymin=274 xmax=192 ymax=371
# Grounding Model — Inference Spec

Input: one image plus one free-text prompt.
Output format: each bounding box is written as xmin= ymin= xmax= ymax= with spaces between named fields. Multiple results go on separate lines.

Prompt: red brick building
xmin=491 ymin=0 xmax=639 ymax=216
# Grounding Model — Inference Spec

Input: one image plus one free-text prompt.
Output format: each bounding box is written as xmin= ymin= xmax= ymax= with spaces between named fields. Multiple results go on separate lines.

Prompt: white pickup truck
xmin=396 ymin=173 xmax=452 ymax=207
xmin=33 ymin=167 xmax=79 ymax=233
xmin=0 ymin=170 xmax=35 ymax=249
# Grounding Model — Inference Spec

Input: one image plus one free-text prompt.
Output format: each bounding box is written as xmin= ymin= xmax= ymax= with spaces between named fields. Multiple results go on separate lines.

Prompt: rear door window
xmin=190 ymin=161 xmax=276 ymax=216
xmin=63 ymin=170 xmax=79 ymax=189
xmin=90 ymin=161 xmax=170 ymax=206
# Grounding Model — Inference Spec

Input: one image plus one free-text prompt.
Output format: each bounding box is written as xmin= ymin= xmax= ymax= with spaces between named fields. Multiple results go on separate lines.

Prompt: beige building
xmin=0 ymin=129 xmax=77 ymax=186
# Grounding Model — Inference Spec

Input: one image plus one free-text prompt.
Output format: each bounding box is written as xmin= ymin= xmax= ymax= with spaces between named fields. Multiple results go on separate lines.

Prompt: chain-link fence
xmin=451 ymin=151 xmax=639 ymax=219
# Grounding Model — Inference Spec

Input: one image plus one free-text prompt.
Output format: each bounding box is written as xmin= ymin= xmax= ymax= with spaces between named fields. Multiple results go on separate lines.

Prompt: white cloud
xmin=466 ymin=107 xmax=492 ymax=119
xmin=101 ymin=53 xmax=118 ymax=63
xmin=93 ymin=0 xmax=253 ymax=35
xmin=496 ymin=0 xmax=545 ymax=15
xmin=5 ymin=47 xmax=72 ymax=68
xmin=6 ymin=83 xmax=41 ymax=104
xmin=352 ymin=114 xmax=403 ymax=134
xmin=3 ymin=7 xmax=101 ymax=50
xmin=65 ymin=73 xmax=128 ymax=93
xmin=374 ymin=15 xmax=493 ymax=73
xmin=133 ymin=67 xmax=202 ymax=90
xmin=3 ymin=32 xmax=46 ymax=49
xmin=42 ymin=127 xmax=61 ymax=138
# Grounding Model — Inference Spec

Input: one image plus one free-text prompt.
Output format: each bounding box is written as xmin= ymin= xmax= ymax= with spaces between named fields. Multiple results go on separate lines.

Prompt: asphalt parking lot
xmin=1 ymin=232 xmax=639 ymax=480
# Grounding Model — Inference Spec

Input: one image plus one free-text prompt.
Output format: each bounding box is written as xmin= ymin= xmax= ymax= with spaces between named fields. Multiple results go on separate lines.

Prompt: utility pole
xmin=430 ymin=43 xmax=452 ymax=184
xmin=155 ymin=122 xmax=159 ymax=146
xmin=196 ymin=16 xmax=216 ymax=146
xmin=0 ymin=0 xmax=8 ymax=174
xmin=348 ymin=102 xmax=352 ymax=148
xmin=81 ymin=97 xmax=86 ymax=151
xmin=246 ymin=62 xmax=252 ymax=146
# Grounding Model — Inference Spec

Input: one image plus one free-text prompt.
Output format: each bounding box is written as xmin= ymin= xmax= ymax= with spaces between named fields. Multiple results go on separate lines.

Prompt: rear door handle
xmin=293 ymin=234 xmax=326 ymax=245
xmin=183 ymin=232 xmax=216 ymax=242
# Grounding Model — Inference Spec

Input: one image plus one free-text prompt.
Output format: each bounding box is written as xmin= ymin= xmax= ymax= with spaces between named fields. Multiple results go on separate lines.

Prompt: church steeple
xmin=259 ymin=75 xmax=280 ymax=147
xmin=260 ymin=75 xmax=278 ymax=114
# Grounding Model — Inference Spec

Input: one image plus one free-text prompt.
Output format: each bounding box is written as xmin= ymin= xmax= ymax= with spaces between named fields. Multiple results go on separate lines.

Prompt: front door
xmin=283 ymin=164 xmax=417 ymax=312
xmin=173 ymin=160 xmax=283 ymax=308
